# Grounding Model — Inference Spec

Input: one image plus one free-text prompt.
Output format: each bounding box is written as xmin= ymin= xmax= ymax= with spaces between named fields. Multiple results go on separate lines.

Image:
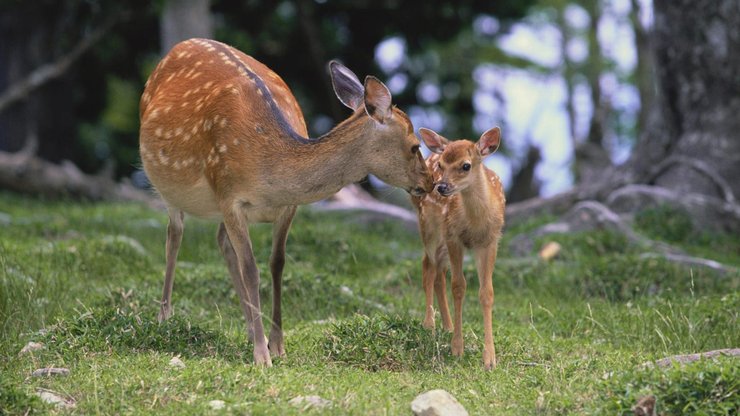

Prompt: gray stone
xmin=208 ymin=400 xmax=226 ymax=410
xmin=411 ymin=390 xmax=468 ymax=416
xmin=288 ymin=395 xmax=332 ymax=410
xmin=36 ymin=389 xmax=75 ymax=408
xmin=19 ymin=341 xmax=44 ymax=354
xmin=31 ymin=367 xmax=69 ymax=377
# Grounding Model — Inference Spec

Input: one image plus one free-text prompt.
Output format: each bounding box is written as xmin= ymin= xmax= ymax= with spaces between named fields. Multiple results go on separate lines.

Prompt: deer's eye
xmin=411 ymin=145 xmax=420 ymax=154
xmin=462 ymin=162 xmax=471 ymax=171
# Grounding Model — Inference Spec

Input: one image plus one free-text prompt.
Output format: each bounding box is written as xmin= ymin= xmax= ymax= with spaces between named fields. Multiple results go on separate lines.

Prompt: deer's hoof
xmin=253 ymin=345 xmax=273 ymax=368
xmin=157 ymin=307 xmax=172 ymax=323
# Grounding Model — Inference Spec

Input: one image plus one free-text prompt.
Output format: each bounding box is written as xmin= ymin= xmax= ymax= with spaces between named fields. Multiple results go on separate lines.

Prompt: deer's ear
xmin=477 ymin=126 xmax=501 ymax=156
xmin=329 ymin=60 xmax=364 ymax=110
xmin=364 ymin=76 xmax=393 ymax=123
xmin=418 ymin=128 xmax=449 ymax=154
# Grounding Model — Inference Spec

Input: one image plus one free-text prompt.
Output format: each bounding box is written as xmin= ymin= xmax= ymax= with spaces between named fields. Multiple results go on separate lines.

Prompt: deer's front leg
xmin=222 ymin=208 xmax=270 ymax=367
xmin=158 ymin=208 xmax=184 ymax=322
xmin=422 ymin=255 xmax=436 ymax=330
xmin=475 ymin=244 xmax=498 ymax=370
xmin=267 ymin=206 xmax=296 ymax=358
xmin=434 ymin=265 xmax=453 ymax=332
xmin=447 ymin=241 xmax=466 ymax=357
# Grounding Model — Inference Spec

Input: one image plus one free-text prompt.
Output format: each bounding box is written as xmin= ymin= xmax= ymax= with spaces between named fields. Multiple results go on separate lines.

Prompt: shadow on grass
xmin=322 ymin=313 xmax=476 ymax=372
xmin=43 ymin=307 xmax=251 ymax=362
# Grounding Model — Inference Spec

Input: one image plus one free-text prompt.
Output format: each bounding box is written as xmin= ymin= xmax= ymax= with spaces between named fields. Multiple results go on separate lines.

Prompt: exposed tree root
xmin=0 ymin=147 xmax=163 ymax=209
xmin=508 ymin=198 xmax=737 ymax=274
xmin=311 ymin=184 xmax=418 ymax=230
xmin=643 ymin=348 xmax=740 ymax=368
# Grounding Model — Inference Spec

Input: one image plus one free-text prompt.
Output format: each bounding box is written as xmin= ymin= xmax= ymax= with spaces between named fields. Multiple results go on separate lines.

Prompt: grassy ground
xmin=1 ymin=191 xmax=738 ymax=415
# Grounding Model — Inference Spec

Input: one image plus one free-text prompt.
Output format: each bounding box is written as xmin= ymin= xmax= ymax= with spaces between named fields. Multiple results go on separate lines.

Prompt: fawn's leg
xmin=217 ymin=223 xmax=255 ymax=342
xmin=222 ymin=207 xmax=270 ymax=367
xmin=158 ymin=208 xmax=184 ymax=322
xmin=475 ymin=243 xmax=498 ymax=370
xmin=434 ymin=266 xmax=453 ymax=332
xmin=267 ymin=206 xmax=296 ymax=357
xmin=422 ymin=254 xmax=436 ymax=330
xmin=448 ymin=241 xmax=466 ymax=357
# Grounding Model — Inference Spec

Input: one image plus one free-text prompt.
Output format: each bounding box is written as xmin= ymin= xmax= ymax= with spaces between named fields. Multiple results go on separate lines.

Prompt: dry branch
xmin=0 ymin=148 xmax=162 ymax=208
xmin=0 ymin=13 xmax=120 ymax=113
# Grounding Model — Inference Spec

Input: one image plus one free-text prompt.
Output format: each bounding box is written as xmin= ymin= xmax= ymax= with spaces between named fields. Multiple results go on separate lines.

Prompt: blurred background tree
xmin=1 ymin=0 xmax=738 ymax=232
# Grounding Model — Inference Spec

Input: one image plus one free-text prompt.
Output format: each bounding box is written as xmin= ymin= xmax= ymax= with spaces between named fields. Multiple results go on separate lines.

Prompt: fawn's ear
xmin=418 ymin=128 xmax=449 ymax=154
xmin=363 ymin=76 xmax=393 ymax=123
xmin=329 ymin=60 xmax=364 ymax=111
xmin=477 ymin=126 xmax=501 ymax=156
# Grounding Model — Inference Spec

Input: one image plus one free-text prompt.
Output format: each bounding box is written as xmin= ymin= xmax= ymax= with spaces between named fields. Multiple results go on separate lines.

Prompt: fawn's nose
xmin=436 ymin=183 xmax=449 ymax=195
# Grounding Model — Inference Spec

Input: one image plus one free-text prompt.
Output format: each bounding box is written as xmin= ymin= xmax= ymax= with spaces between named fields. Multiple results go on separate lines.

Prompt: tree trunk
xmin=507 ymin=0 xmax=740 ymax=233
xmin=160 ymin=0 xmax=213 ymax=55
xmin=630 ymin=0 xmax=740 ymax=201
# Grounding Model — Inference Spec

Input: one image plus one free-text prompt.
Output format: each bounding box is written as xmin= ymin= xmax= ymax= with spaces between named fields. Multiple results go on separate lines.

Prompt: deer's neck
xmin=275 ymin=114 xmax=374 ymax=204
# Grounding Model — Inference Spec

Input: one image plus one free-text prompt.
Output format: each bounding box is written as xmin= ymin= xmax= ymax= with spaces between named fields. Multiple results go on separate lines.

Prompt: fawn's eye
xmin=462 ymin=162 xmax=471 ymax=171
xmin=411 ymin=145 xmax=420 ymax=154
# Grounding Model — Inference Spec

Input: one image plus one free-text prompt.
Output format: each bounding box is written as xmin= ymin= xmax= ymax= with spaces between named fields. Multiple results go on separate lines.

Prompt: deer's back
xmin=138 ymin=39 xmax=308 ymax=217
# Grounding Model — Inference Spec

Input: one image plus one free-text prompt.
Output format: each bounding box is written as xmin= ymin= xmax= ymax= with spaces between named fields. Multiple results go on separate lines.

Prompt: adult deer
xmin=139 ymin=38 xmax=432 ymax=367
xmin=412 ymin=127 xmax=505 ymax=369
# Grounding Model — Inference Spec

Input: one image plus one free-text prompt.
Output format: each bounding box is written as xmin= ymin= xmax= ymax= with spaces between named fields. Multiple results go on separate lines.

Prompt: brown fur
xmin=412 ymin=127 xmax=505 ymax=369
xmin=140 ymin=38 xmax=433 ymax=367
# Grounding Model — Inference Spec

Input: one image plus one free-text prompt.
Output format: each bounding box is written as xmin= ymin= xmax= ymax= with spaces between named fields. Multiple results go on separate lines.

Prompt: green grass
xmin=1 ymin=192 xmax=738 ymax=414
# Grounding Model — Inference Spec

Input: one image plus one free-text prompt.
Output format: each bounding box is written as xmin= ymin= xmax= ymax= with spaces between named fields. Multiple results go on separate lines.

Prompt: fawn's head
xmin=418 ymin=127 xmax=501 ymax=196
xmin=329 ymin=62 xmax=432 ymax=196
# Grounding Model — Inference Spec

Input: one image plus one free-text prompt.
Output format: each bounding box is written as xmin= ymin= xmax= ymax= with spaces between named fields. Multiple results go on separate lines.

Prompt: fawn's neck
xmin=457 ymin=168 xmax=495 ymax=225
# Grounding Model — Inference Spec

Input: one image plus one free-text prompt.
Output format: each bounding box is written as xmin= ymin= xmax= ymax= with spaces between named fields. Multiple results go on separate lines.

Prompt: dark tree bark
xmin=507 ymin=0 xmax=740 ymax=233
xmin=631 ymin=0 xmax=740 ymax=200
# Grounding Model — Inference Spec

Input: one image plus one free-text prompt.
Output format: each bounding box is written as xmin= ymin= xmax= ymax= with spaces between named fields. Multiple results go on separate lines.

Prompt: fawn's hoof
xmin=483 ymin=356 xmax=497 ymax=370
xmin=422 ymin=318 xmax=435 ymax=331
xmin=451 ymin=339 xmax=464 ymax=357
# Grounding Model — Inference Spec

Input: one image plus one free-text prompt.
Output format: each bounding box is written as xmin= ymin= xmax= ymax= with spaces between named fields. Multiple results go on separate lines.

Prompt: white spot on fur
xmin=218 ymin=144 xmax=227 ymax=153
xmin=220 ymin=118 xmax=228 ymax=128
xmin=155 ymin=127 xmax=163 ymax=138
xmin=158 ymin=149 xmax=170 ymax=165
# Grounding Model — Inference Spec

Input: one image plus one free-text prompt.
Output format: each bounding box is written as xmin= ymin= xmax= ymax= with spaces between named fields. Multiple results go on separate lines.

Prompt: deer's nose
xmin=436 ymin=183 xmax=449 ymax=195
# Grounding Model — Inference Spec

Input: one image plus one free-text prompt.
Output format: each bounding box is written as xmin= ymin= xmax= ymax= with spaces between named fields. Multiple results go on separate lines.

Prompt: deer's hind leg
xmin=267 ymin=206 xmax=296 ymax=357
xmin=158 ymin=207 xmax=184 ymax=322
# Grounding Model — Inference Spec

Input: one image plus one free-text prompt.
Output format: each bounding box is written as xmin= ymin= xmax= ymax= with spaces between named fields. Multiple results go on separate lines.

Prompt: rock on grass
xmin=411 ymin=390 xmax=468 ymax=416
xmin=289 ymin=395 xmax=332 ymax=410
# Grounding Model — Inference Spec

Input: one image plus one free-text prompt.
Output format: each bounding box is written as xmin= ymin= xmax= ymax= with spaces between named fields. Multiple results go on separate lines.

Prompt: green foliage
xmin=597 ymin=357 xmax=740 ymax=415
xmin=635 ymin=205 xmax=696 ymax=243
xmin=0 ymin=377 xmax=41 ymax=416
xmin=323 ymin=314 xmax=452 ymax=372
xmin=43 ymin=307 xmax=251 ymax=361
